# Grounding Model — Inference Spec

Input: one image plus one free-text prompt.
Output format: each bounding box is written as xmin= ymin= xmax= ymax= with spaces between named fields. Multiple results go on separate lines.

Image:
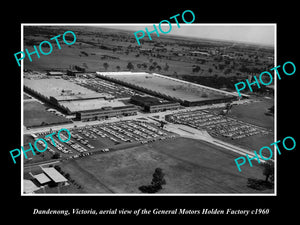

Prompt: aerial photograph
xmin=22 ymin=24 xmax=275 ymax=195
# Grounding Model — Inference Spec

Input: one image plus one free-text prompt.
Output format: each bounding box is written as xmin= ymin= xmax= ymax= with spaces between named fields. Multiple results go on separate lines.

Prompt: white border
xmin=21 ymin=23 xmax=277 ymax=196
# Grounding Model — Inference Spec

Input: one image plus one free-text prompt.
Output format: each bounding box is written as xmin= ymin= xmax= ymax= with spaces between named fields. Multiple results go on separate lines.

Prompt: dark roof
xmin=77 ymin=105 xmax=137 ymax=114
xmin=131 ymin=95 xmax=176 ymax=107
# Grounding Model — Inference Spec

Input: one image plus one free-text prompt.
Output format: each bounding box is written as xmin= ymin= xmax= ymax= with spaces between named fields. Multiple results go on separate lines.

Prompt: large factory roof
xmin=24 ymin=78 xmax=112 ymax=100
xmin=96 ymin=72 xmax=238 ymax=102
xmin=60 ymin=99 xmax=126 ymax=113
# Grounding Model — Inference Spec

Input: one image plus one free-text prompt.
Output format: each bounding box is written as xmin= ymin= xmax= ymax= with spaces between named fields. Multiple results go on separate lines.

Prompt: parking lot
xmin=166 ymin=109 xmax=271 ymax=140
xmin=71 ymin=76 xmax=141 ymax=98
xmin=33 ymin=120 xmax=176 ymax=160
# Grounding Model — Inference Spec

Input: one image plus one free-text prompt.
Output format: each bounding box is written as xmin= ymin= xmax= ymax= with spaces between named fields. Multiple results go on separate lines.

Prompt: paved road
xmin=23 ymin=100 xmax=236 ymax=135
xmin=163 ymin=123 xmax=271 ymax=163
xmin=23 ymin=98 xmax=267 ymax=163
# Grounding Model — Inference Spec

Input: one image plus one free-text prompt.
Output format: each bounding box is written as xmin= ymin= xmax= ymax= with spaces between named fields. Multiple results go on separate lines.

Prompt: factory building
xmin=76 ymin=105 xmax=138 ymax=121
xmin=130 ymin=95 xmax=181 ymax=113
xmin=96 ymin=72 xmax=238 ymax=107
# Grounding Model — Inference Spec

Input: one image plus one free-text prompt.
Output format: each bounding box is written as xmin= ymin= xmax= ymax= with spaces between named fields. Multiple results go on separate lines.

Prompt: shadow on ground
xmin=247 ymin=178 xmax=274 ymax=191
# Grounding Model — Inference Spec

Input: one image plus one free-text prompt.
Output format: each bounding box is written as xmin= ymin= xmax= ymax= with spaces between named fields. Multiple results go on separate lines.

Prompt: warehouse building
xmin=24 ymin=78 xmax=136 ymax=121
xmin=96 ymin=72 xmax=238 ymax=107
xmin=76 ymin=105 xmax=138 ymax=121
xmin=46 ymin=71 xmax=65 ymax=76
xmin=130 ymin=95 xmax=181 ymax=113
xmin=41 ymin=167 xmax=68 ymax=185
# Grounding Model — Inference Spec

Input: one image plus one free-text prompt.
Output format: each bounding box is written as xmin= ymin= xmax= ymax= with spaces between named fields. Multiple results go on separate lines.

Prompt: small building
xmin=190 ymin=51 xmax=210 ymax=56
xmin=47 ymin=71 xmax=64 ymax=76
xmin=41 ymin=167 xmax=68 ymax=185
xmin=33 ymin=173 xmax=51 ymax=186
xmin=24 ymin=179 xmax=40 ymax=194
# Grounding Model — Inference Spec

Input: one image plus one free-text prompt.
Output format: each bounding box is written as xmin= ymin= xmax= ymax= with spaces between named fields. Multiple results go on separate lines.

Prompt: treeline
xmin=178 ymin=75 xmax=273 ymax=95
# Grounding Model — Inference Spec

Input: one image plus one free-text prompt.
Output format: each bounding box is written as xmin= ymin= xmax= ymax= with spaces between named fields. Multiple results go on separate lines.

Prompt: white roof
xmin=24 ymin=179 xmax=40 ymax=194
xmin=34 ymin=173 xmax=51 ymax=184
xmin=41 ymin=167 xmax=68 ymax=183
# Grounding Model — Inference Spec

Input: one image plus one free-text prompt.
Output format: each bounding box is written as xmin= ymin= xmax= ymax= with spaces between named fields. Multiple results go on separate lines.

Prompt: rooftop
xmin=33 ymin=173 xmax=51 ymax=184
xmin=24 ymin=78 xmax=110 ymax=100
xmin=60 ymin=99 xmax=126 ymax=113
xmin=41 ymin=167 xmax=68 ymax=183
xmin=97 ymin=72 xmax=238 ymax=102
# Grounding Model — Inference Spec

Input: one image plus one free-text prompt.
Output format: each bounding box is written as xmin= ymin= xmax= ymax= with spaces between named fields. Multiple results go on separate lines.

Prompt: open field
xmin=59 ymin=137 xmax=272 ymax=194
xmin=229 ymin=100 xmax=274 ymax=130
xmin=24 ymin=101 xmax=71 ymax=128
xmin=23 ymin=26 xmax=274 ymax=88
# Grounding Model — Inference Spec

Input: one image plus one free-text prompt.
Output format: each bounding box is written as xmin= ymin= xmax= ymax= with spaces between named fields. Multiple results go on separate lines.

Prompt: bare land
xmin=24 ymin=101 xmax=71 ymax=128
xmin=59 ymin=137 xmax=272 ymax=194
xmin=229 ymin=101 xmax=274 ymax=130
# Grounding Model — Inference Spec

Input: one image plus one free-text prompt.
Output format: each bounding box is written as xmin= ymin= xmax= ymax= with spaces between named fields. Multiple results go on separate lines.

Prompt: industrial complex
xmin=21 ymin=25 xmax=275 ymax=195
xmin=24 ymin=71 xmax=239 ymax=122
xmin=23 ymin=70 xmax=273 ymax=195
xmin=96 ymin=72 xmax=238 ymax=106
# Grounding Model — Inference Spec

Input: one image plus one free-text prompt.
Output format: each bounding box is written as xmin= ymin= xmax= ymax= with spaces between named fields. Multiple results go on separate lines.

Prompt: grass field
xmin=229 ymin=101 xmax=274 ymax=130
xmin=23 ymin=26 xmax=273 ymax=79
xmin=59 ymin=137 xmax=273 ymax=194
xmin=24 ymin=101 xmax=71 ymax=128
xmin=216 ymin=133 xmax=274 ymax=158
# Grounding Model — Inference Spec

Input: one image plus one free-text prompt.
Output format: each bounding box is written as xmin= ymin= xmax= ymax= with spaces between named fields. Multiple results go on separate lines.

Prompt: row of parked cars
xmin=68 ymin=131 xmax=95 ymax=152
xmin=168 ymin=110 xmax=270 ymax=140
xmin=33 ymin=120 xmax=175 ymax=160
xmin=73 ymin=77 xmax=137 ymax=99
xmin=98 ymin=121 xmax=170 ymax=142
xmin=45 ymin=135 xmax=72 ymax=154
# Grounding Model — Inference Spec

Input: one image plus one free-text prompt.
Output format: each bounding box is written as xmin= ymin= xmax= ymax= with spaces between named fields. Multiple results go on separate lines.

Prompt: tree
xmin=138 ymin=168 xmax=166 ymax=193
xmin=192 ymin=65 xmax=201 ymax=73
xmin=64 ymin=173 xmax=70 ymax=180
xmin=268 ymin=105 xmax=274 ymax=114
xmin=41 ymin=121 xmax=48 ymax=126
xmin=103 ymin=62 xmax=109 ymax=70
xmin=151 ymin=168 xmax=166 ymax=189
xmin=141 ymin=63 xmax=147 ymax=69
xmin=54 ymin=165 xmax=61 ymax=172
xmin=263 ymin=162 xmax=274 ymax=182
xmin=116 ymin=65 xmax=121 ymax=71
xmin=52 ymin=152 xmax=61 ymax=159
xmin=149 ymin=65 xmax=155 ymax=71
xmin=163 ymin=63 xmax=169 ymax=72
xmin=127 ymin=62 xmax=134 ymax=70
xmin=224 ymin=68 xmax=232 ymax=75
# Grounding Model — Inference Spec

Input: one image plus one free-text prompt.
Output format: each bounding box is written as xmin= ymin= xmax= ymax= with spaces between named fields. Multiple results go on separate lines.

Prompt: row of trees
xmin=101 ymin=62 xmax=169 ymax=73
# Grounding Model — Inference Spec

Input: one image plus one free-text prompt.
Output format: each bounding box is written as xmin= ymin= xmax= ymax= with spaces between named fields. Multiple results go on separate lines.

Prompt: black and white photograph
xmin=21 ymin=24 xmax=276 ymax=195
xmin=3 ymin=4 xmax=298 ymax=221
